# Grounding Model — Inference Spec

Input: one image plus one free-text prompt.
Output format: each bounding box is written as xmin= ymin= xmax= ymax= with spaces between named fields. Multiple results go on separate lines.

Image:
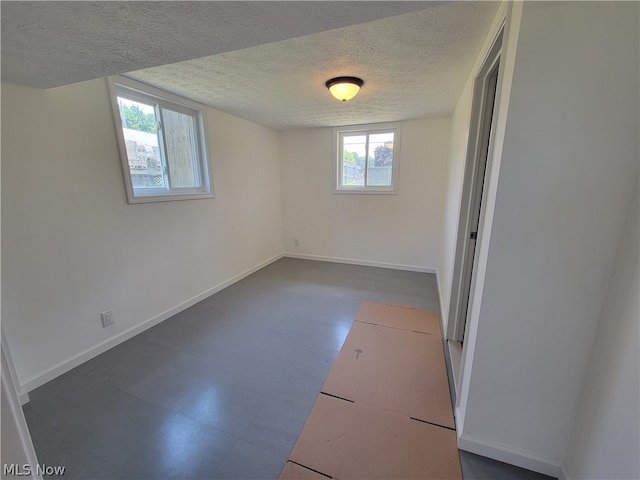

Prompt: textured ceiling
xmin=128 ymin=2 xmax=499 ymax=129
xmin=1 ymin=1 xmax=500 ymax=130
xmin=1 ymin=1 xmax=435 ymax=89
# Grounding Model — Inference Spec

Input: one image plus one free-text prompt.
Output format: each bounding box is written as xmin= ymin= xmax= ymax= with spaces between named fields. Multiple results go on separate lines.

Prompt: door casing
xmin=446 ymin=29 xmax=504 ymax=347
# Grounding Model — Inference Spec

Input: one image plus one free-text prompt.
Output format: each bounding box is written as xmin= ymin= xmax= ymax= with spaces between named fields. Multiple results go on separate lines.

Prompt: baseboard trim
xmin=18 ymin=390 xmax=30 ymax=405
xmin=457 ymin=432 xmax=561 ymax=478
xmin=282 ymin=252 xmax=436 ymax=274
xmin=20 ymin=253 xmax=284 ymax=393
xmin=558 ymin=464 xmax=570 ymax=480
xmin=436 ymin=275 xmax=448 ymax=336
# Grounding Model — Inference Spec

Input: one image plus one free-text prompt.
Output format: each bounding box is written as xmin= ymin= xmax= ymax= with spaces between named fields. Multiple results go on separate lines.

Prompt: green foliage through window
xmin=119 ymin=102 xmax=157 ymax=133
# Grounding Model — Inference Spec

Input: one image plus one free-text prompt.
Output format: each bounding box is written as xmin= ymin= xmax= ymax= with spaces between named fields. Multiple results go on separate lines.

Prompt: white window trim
xmin=107 ymin=75 xmax=214 ymax=204
xmin=333 ymin=122 xmax=401 ymax=194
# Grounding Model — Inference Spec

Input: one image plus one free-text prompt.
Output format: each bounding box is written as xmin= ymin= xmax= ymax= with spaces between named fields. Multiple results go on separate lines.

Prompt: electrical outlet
xmin=101 ymin=310 xmax=114 ymax=328
xmin=294 ymin=238 xmax=300 ymax=247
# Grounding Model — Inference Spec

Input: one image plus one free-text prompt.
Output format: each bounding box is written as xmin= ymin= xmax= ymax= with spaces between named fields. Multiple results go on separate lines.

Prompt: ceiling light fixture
xmin=325 ymin=76 xmax=364 ymax=102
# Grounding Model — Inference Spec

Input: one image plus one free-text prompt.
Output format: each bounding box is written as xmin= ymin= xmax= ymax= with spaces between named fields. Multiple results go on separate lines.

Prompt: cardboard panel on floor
xmin=354 ymin=302 xmax=441 ymax=335
xmin=322 ymin=321 xmax=455 ymax=428
xmin=289 ymin=393 xmax=353 ymax=477
xmin=285 ymin=303 xmax=461 ymax=479
xmin=322 ymin=321 xmax=414 ymax=415
xmin=279 ymin=461 xmax=329 ymax=480
xmin=412 ymin=333 xmax=456 ymax=428
xmin=287 ymin=394 xmax=461 ymax=480
xmin=410 ymin=420 xmax=462 ymax=479
xmin=333 ymin=402 xmax=412 ymax=480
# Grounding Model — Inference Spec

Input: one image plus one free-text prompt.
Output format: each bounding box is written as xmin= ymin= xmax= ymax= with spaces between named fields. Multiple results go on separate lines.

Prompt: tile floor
xmin=23 ymin=258 xmax=555 ymax=479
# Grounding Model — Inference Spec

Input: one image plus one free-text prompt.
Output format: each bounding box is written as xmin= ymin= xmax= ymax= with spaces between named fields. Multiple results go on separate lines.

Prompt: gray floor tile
xmin=117 ymin=414 xmax=237 ymax=479
xmin=460 ymin=451 xmax=557 ymax=480
xmin=211 ymin=440 xmax=287 ymax=480
xmin=241 ymin=391 xmax=317 ymax=458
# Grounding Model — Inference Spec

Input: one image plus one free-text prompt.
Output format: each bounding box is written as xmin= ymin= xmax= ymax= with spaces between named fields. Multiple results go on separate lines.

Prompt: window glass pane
xmin=342 ymin=134 xmax=366 ymax=186
xmin=367 ymin=132 xmax=394 ymax=187
xmin=162 ymin=108 xmax=199 ymax=188
xmin=117 ymin=97 xmax=165 ymax=189
xmin=110 ymin=76 xmax=214 ymax=203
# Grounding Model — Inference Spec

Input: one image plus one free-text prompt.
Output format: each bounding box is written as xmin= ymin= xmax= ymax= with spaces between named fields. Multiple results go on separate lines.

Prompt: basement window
xmin=334 ymin=122 xmax=401 ymax=194
xmin=107 ymin=76 xmax=214 ymax=203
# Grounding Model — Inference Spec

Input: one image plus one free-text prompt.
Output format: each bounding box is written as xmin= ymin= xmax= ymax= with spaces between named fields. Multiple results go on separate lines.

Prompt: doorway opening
xmin=446 ymin=28 xmax=503 ymax=393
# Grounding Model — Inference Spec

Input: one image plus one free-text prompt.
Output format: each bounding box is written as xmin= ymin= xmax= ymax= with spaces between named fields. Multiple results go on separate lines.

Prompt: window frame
xmin=333 ymin=122 xmax=401 ymax=194
xmin=107 ymin=75 xmax=214 ymax=204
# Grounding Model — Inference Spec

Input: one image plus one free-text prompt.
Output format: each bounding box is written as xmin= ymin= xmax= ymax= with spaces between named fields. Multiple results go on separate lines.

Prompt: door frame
xmin=1 ymin=327 xmax=41 ymax=478
xmin=446 ymin=28 xmax=504 ymax=344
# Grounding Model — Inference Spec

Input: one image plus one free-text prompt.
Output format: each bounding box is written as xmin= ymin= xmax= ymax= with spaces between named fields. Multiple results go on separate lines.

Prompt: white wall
xmin=438 ymin=76 xmax=473 ymax=333
xmin=456 ymin=1 xmax=639 ymax=475
xmin=562 ymin=184 xmax=639 ymax=480
xmin=280 ymin=117 xmax=451 ymax=272
xmin=1 ymin=79 xmax=284 ymax=390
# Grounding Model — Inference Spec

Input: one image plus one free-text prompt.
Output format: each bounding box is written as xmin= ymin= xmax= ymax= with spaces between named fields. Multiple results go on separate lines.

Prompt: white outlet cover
xmin=101 ymin=310 xmax=114 ymax=328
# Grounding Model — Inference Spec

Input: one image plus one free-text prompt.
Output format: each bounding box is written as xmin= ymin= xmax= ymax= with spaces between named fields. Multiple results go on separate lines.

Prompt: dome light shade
xmin=326 ymin=76 xmax=364 ymax=102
